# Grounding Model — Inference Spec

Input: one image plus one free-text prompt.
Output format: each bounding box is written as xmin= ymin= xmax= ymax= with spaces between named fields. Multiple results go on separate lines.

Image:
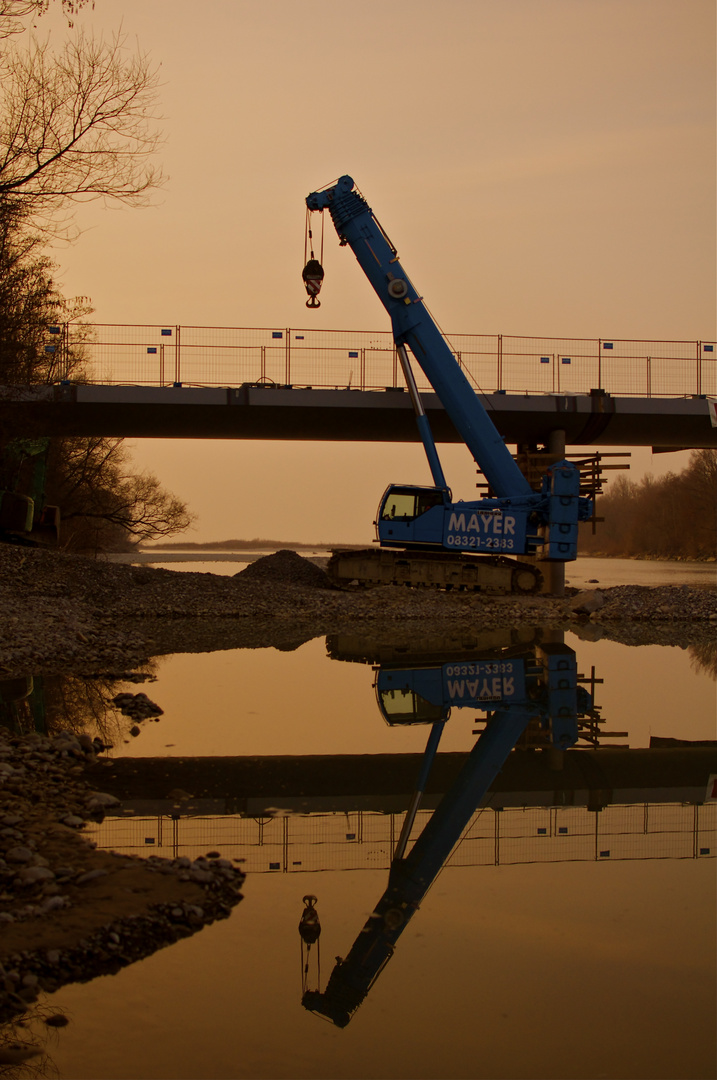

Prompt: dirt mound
xmin=234 ymin=549 xmax=332 ymax=589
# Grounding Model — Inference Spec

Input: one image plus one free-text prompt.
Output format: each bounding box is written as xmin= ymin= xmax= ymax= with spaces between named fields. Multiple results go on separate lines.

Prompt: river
xmin=108 ymin=548 xmax=717 ymax=590
xmin=4 ymin=558 xmax=716 ymax=1079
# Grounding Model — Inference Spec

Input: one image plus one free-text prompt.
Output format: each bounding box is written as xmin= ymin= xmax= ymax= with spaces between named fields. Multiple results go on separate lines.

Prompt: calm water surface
xmin=10 ymin=559 xmax=717 ymax=1079
xmin=107 ymin=549 xmax=717 ymax=590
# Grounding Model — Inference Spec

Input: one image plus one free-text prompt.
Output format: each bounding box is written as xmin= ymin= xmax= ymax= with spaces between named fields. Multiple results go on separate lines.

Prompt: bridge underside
xmin=99 ymin=747 xmax=715 ymax=813
xmin=1 ymin=384 xmax=714 ymax=449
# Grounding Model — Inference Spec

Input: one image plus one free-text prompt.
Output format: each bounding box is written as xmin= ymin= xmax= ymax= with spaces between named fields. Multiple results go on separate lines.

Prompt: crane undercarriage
xmin=326 ymin=547 xmax=543 ymax=594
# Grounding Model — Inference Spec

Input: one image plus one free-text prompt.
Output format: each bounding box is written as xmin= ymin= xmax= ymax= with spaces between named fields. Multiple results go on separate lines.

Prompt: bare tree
xmin=50 ymin=436 xmax=194 ymax=549
xmin=1 ymin=0 xmax=94 ymax=39
xmin=579 ymin=450 xmax=717 ymax=560
xmin=0 ymin=28 xmax=163 ymax=223
xmin=0 ymin=197 xmax=91 ymax=390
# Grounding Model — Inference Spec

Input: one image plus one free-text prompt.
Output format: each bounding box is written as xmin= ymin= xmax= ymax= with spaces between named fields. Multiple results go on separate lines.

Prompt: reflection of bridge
xmin=5 ymin=324 xmax=716 ymax=449
xmin=89 ymin=746 xmax=716 ymax=870
xmin=94 ymin=746 xmax=717 ymax=812
xmin=91 ymin=803 xmax=715 ymax=874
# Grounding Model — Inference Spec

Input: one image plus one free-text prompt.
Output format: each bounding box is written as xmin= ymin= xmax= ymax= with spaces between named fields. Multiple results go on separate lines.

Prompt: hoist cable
xmin=304 ymin=208 xmax=314 ymax=264
xmin=304 ymin=208 xmax=325 ymax=267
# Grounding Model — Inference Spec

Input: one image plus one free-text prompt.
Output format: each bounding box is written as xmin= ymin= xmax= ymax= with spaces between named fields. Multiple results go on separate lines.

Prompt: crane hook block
xmin=302 ymin=259 xmax=324 ymax=309
xmin=299 ymin=894 xmax=321 ymax=944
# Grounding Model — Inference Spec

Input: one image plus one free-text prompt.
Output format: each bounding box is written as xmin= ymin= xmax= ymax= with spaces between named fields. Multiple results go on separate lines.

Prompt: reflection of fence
xmin=58 ymin=323 xmax=717 ymax=397
xmin=90 ymin=802 xmax=716 ymax=874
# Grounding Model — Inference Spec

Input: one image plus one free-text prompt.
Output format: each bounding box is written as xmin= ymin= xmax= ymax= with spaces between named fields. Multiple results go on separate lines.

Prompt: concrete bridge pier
xmin=544 ymin=428 xmax=567 ymax=597
xmin=517 ymin=429 xmax=568 ymax=597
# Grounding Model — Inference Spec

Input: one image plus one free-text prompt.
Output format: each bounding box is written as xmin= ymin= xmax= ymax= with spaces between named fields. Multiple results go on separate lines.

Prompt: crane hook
xmin=302 ymin=259 xmax=324 ymax=309
xmin=299 ymin=894 xmax=321 ymax=945
xmin=299 ymin=894 xmax=322 ymax=994
xmin=303 ymin=207 xmax=325 ymax=309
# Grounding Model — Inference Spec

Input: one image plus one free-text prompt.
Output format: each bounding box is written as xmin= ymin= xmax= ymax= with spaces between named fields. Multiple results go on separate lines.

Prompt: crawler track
xmin=327 ymin=548 xmax=543 ymax=594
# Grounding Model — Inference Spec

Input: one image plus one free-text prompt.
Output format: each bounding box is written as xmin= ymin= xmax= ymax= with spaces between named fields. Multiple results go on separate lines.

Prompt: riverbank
xmin=0 ymin=724 xmax=245 ymax=1030
xmin=0 ymin=545 xmax=715 ymax=678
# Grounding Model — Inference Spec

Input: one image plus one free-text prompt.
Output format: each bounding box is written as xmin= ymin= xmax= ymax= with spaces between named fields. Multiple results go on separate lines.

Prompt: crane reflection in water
xmin=299 ymin=628 xmax=601 ymax=1027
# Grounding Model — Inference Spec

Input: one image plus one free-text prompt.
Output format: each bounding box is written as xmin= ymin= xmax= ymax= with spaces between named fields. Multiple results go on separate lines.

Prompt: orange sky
xmin=35 ymin=0 xmax=717 ymax=542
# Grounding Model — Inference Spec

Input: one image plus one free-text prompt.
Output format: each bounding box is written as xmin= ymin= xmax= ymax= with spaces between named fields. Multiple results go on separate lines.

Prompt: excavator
xmin=304 ymin=176 xmax=593 ymax=593
xmin=301 ymin=638 xmax=591 ymax=1027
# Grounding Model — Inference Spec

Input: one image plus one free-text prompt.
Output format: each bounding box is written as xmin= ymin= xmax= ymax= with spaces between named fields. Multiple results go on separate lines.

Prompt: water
xmin=3 ymin=562 xmax=716 ymax=1079
xmin=105 ymin=548 xmax=331 ymax=576
xmin=106 ymin=549 xmax=717 ymax=589
xmin=565 ymin=556 xmax=717 ymax=590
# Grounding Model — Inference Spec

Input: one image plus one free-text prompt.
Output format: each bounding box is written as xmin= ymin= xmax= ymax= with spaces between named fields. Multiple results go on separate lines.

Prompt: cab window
xmin=381 ymin=492 xmax=416 ymax=521
xmin=378 ymin=687 xmax=444 ymax=725
xmin=416 ymin=490 xmax=444 ymax=516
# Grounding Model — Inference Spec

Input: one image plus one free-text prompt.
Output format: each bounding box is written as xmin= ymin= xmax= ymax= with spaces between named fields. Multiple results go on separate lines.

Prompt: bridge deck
xmin=3 ymin=384 xmax=714 ymax=449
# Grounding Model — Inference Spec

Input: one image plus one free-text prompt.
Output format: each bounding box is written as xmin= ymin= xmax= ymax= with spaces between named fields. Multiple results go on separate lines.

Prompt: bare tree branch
xmin=1 ymin=1 xmax=95 ymax=38
xmin=0 ymin=28 xmax=163 ymax=221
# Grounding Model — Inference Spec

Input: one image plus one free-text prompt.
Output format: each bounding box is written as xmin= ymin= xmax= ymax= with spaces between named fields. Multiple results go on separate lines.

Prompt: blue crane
xmin=301 ymin=640 xmax=587 ymax=1027
xmin=305 ymin=177 xmax=592 ymax=592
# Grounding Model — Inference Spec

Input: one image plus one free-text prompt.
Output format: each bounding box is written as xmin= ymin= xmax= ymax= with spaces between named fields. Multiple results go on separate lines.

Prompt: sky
xmin=29 ymin=0 xmax=717 ymax=542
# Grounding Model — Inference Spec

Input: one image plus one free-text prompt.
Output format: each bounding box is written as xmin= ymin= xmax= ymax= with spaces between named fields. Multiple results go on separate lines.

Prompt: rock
xmin=0 ymin=1044 xmax=41 ymax=1065
xmin=188 ymin=867 xmax=214 ymax=884
xmin=86 ymin=792 xmax=120 ymax=809
xmin=75 ymin=869 xmax=109 ymax=885
xmin=112 ymin=692 xmax=163 ymax=720
xmin=44 ymin=1014 xmax=69 ymax=1027
xmin=6 ymin=847 xmax=33 ymax=863
xmin=569 ymin=589 xmax=605 ymax=615
xmin=16 ymin=866 xmax=55 ymax=885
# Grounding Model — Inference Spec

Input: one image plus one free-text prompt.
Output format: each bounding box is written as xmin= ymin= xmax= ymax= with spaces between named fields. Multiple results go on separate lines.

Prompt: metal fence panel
xmin=66 ymin=324 xmax=712 ymax=396
xmin=89 ymin=802 xmax=714 ymax=873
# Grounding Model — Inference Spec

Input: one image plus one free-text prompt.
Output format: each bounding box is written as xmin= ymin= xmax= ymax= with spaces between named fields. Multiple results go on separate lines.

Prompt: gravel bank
xmin=0 ymin=725 xmax=245 ymax=1027
xmin=0 ymin=546 xmax=715 ymax=677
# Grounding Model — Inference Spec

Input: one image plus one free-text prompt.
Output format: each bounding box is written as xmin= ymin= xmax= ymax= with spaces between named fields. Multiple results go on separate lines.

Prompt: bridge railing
xmin=89 ymin=801 xmax=715 ymax=872
xmin=58 ymin=323 xmax=717 ymax=397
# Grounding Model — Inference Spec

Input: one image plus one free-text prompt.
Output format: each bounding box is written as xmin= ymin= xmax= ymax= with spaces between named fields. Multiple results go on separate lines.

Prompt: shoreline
xmin=0 ymin=545 xmax=715 ymax=680
xmin=0 ymin=726 xmax=245 ymax=1028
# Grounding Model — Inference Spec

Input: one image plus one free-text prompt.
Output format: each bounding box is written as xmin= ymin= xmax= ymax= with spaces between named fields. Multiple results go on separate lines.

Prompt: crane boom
xmin=302 ymin=704 xmax=534 ymax=1027
xmin=306 ymin=176 xmax=532 ymax=500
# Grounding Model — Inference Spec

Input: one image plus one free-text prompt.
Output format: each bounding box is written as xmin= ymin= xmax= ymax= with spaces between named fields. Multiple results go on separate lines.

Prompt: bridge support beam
xmin=545 ymin=429 xmax=567 ymax=597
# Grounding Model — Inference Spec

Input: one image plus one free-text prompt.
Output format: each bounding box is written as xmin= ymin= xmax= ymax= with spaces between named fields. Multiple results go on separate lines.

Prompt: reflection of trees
xmin=0 ymin=1000 xmax=64 ymax=1079
xmin=689 ymin=641 xmax=717 ymax=681
xmin=0 ymin=666 xmax=159 ymax=743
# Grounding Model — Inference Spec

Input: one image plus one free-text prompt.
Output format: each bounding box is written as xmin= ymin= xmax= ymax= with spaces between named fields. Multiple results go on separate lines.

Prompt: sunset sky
xmin=36 ymin=0 xmax=716 ymax=543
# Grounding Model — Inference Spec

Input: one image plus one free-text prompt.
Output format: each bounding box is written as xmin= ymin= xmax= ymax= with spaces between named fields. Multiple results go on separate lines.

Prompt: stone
xmin=569 ymin=589 xmax=605 ymax=615
xmin=75 ymin=869 xmax=109 ymax=885
xmin=6 ymin=847 xmax=33 ymax=864
xmin=86 ymin=792 xmax=120 ymax=809
xmin=16 ymin=867 xmax=55 ymax=885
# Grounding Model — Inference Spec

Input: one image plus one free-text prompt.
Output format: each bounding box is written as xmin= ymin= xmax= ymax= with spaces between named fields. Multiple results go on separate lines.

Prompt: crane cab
xmin=376 ymin=485 xmax=448 ymax=548
xmin=375 ymin=668 xmax=447 ymax=726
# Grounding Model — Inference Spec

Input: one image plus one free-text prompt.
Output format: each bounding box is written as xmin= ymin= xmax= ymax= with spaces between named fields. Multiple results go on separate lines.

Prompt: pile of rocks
xmin=0 ymin=727 xmax=245 ymax=1024
xmin=595 ymin=584 xmax=717 ymax=622
xmin=235 ymin=548 xmax=332 ymax=588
